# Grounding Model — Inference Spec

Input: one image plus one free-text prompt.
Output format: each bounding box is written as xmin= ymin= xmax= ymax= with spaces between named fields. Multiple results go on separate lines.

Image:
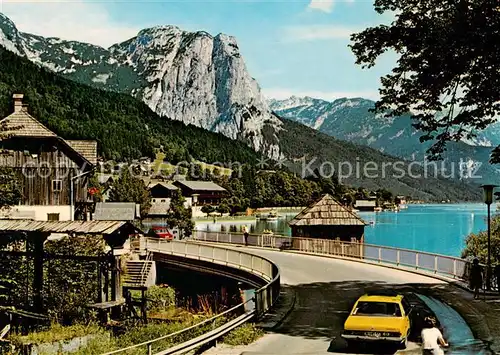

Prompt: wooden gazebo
xmin=289 ymin=194 xmax=367 ymax=242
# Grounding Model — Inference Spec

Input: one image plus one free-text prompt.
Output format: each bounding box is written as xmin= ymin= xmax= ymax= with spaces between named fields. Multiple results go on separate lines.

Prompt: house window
xmin=152 ymin=199 xmax=156 ymax=203
xmin=52 ymin=180 xmax=62 ymax=192
xmin=161 ymin=199 xmax=166 ymax=203
xmin=47 ymin=213 xmax=59 ymax=221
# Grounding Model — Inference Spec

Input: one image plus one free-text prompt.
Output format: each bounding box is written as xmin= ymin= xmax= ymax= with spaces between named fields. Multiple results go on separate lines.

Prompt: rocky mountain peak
xmin=0 ymin=13 xmax=283 ymax=160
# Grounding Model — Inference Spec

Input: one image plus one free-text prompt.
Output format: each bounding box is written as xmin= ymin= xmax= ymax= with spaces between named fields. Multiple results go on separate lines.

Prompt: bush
xmin=462 ymin=215 xmax=500 ymax=264
xmin=222 ymin=323 xmax=264 ymax=346
xmin=130 ymin=285 xmax=176 ymax=312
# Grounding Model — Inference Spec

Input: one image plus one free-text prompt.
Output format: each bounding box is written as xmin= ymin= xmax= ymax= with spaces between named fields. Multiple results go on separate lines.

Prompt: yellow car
xmin=341 ymin=294 xmax=412 ymax=349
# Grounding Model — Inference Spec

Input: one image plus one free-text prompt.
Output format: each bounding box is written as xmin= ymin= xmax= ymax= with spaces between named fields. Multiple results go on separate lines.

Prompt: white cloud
xmin=307 ymin=0 xmax=355 ymax=13
xmin=262 ymin=88 xmax=380 ymax=101
xmin=308 ymin=0 xmax=335 ymax=13
xmin=0 ymin=0 xmax=140 ymax=47
xmin=284 ymin=25 xmax=359 ymax=41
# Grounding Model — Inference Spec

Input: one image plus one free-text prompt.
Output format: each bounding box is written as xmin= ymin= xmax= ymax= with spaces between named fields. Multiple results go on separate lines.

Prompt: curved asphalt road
xmin=234 ymin=248 xmax=445 ymax=355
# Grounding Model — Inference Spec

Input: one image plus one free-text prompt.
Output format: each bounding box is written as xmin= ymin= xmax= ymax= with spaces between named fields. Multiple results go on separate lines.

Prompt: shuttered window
xmin=47 ymin=213 xmax=59 ymax=221
xmin=52 ymin=180 xmax=62 ymax=192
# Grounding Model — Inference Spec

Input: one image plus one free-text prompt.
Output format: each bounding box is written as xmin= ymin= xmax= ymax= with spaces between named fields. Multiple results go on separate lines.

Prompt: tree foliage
xmin=0 ymin=234 xmax=106 ymax=323
xmin=350 ymin=0 xmax=500 ymax=161
xmin=166 ymin=191 xmax=195 ymax=238
xmin=43 ymin=236 xmax=106 ymax=323
xmin=109 ymin=168 xmax=151 ymax=217
xmin=462 ymin=215 xmax=500 ymax=265
xmin=201 ymin=205 xmax=215 ymax=217
xmin=0 ymin=167 xmax=22 ymax=209
xmin=214 ymin=165 xmax=393 ymax=213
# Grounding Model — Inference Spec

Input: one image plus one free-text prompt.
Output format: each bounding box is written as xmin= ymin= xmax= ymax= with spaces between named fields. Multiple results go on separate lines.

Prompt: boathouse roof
xmin=0 ymin=220 xmax=141 ymax=235
xmin=289 ymin=194 xmax=367 ymax=227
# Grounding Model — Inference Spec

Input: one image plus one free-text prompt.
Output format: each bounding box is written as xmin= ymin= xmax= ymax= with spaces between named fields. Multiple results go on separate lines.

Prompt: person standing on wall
xmin=470 ymin=258 xmax=483 ymax=300
xmin=242 ymin=225 xmax=249 ymax=246
xmin=494 ymin=263 xmax=500 ymax=294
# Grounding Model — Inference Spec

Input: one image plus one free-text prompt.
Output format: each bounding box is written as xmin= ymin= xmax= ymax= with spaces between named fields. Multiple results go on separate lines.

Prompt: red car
xmin=150 ymin=226 xmax=174 ymax=240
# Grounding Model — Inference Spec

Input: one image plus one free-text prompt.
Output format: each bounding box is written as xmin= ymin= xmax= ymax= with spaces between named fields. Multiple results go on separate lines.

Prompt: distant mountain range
xmin=0 ymin=13 xmax=484 ymax=201
xmin=270 ymin=96 xmax=500 ymax=184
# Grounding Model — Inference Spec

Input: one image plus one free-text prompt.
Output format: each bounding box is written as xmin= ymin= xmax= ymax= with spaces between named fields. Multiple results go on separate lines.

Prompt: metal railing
xmin=139 ymin=251 xmax=153 ymax=286
xmin=192 ymin=230 xmax=497 ymax=291
xmin=103 ymin=238 xmax=280 ymax=355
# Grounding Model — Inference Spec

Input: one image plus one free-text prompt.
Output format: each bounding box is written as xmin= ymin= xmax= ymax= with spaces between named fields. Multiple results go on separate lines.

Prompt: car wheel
xmin=346 ymin=340 xmax=356 ymax=350
xmin=399 ymin=337 xmax=408 ymax=349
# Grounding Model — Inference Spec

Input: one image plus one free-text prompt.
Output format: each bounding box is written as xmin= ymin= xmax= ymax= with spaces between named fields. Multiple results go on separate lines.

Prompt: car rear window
xmin=353 ymin=301 xmax=402 ymax=316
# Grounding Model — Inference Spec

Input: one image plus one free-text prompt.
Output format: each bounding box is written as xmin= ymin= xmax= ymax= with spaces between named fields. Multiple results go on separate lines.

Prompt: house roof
xmin=289 ymin=194 xmax=367 ymax=227
xmin=93 ymin=202 xmax=140 ymax=221
xmin=0 ymin=108 xmax=96 ymax=167
xmin=1 ymin=110 xmax=57 ymax=138
xmin=148 ymin=202 xmax=171 ymax=216
xmin=66 ymin=140 xmax=98 ymax=164
xmin=148 ymin=181 xmax=178 ymax=190
xmin=173 ymin=180 xmax=226 ymax=192
xmin=0 ymin=220 xmax=140 ymax=235
xmin=97 ymin=174 xmax=115 ymax=185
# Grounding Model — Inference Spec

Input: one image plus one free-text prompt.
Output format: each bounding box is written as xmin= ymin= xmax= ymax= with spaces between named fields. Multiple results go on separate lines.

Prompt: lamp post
xmin=481 ymin=184 xmax=498 ymax=290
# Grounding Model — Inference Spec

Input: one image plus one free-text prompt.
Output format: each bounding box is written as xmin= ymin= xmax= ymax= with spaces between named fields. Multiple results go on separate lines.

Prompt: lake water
xmin=195 ymin=204 xmax=496 ymax=257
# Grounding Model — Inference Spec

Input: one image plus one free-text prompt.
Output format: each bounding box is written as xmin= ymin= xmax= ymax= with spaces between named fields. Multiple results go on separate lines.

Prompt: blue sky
xmin=2 ymin=0 xmax=396 ymax=100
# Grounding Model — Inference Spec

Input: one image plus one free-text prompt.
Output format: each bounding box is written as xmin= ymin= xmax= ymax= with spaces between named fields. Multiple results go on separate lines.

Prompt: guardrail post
xmin=341 ymin=242 xmax=345 ymax=257
xmin=415 ymin=253 xmax=419 ymax=270
xmin=453 ymin=259 xmax=457 ymax=278
xmin=147 ymin=343 xmax=152 ymax=355
xmin=229 ymin=233 xmax=232 ymax=244
xmin=251 ymin=255 xmax=254 ymax=271
xmin=216 ymin=233 xmax=219 ymax=243
xmin=378 ymin=248 xmax=382 ymax=263
xmin=434 ymin=256 xmax=438 ymax=274
xmin=397 ymin=250 xmax=400 ymax=266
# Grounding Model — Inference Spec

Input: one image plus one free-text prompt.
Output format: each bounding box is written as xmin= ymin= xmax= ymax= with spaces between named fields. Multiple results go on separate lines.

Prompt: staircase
xmin=123 ymin=254 xmax=156 ymax=289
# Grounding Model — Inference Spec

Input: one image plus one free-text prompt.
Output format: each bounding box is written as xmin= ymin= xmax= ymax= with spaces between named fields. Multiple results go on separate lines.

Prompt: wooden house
xmin=354 ymin=199 xmax=377 ymax=212
xmin=0 ymin=94 xmax=97 ymax=221
xmin=146 ymin=181 xmax=182 ymax=218
xmin=289 ymin=194 xmax=367 ymax=242
xmin=149 ymin=181 xmax=178 ymax=201
xmin=172 ymin=180 xmax=228 ymax=206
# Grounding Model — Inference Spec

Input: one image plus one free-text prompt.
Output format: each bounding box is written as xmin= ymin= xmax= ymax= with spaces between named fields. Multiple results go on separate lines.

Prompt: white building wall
xmin=0 ymin=205 xmax=72 ymax=221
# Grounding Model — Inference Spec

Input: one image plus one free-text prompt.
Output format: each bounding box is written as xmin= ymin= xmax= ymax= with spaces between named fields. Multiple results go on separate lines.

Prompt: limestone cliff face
xmin=0 ymin=13 xmax=283 ymax=160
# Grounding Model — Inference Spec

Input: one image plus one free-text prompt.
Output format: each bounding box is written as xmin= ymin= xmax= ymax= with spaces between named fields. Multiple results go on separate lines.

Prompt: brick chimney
xmin=13 ymin=93 xmax=24 ymax=113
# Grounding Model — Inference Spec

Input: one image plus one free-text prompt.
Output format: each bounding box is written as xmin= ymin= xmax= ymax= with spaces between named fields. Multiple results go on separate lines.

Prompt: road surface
xmin=233 ymin=248 xmax=445 ymax=355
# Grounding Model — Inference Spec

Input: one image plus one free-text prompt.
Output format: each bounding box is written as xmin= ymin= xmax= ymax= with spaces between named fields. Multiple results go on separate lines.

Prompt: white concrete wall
xmin=150 ymin=197 xmax=192 ymax=209
xmin=1 ymin=205 xmax=72 ymax=221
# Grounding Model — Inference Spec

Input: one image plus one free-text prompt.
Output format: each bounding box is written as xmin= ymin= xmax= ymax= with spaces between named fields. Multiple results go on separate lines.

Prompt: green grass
xmin=153 ymin=152 xmax=232 ymax=176
xmin=12 ymin=318 xmax=263 ymax=354
xmin=11 ymin=323 xmax=102 ymax=345
xmin=222 ymin=323 xmax=264 ymax=346
xmin=71 ymin=316 xmax=227 ymax=355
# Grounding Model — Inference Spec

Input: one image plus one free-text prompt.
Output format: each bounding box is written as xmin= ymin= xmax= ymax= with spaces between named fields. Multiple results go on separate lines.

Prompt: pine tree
xmin=109 ymin=168 xmax=151 ymax=217
xmin=166 ymin=191 xmax=195 ymax=238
